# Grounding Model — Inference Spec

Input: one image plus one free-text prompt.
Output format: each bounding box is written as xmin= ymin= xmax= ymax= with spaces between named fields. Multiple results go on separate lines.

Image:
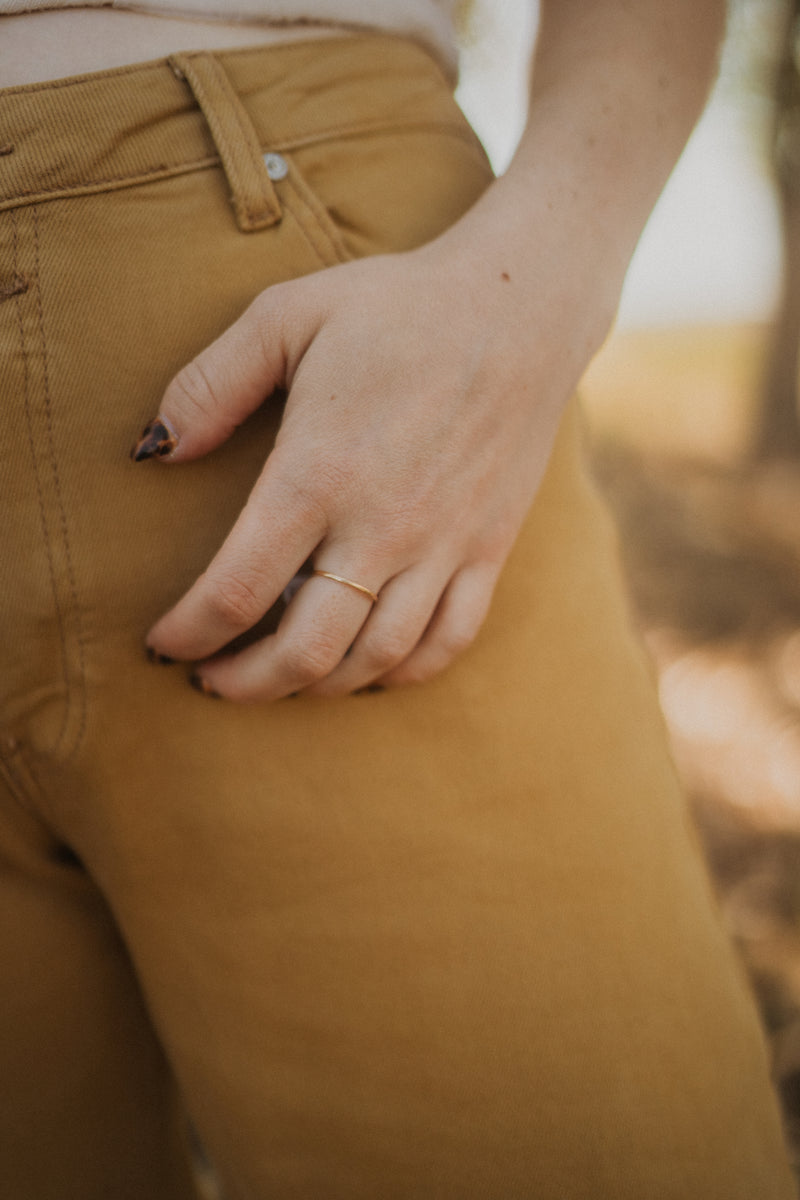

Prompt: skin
xmin=0 ymin=11 xmax=343 ymax=87
xmin=136 ymin=0 xmax=727 ymax=701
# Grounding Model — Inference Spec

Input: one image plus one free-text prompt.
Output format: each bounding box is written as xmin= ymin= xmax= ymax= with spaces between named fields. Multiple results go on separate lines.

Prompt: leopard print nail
xmin=130 ymin=418 xmax=179 ymax=462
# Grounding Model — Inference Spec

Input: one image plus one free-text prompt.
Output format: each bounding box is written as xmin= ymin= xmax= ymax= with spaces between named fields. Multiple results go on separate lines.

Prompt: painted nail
xmin=190 ymin=673 xmax=222 ymax=699
xmin=146 ymin=645 xmax=175 ymax=665
xmin=130 ymin=417 xmax=179 ymax=462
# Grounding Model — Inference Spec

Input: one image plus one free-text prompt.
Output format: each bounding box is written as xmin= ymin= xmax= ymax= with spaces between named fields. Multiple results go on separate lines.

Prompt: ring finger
xmin=303 ymin=564 xmax=452 ymax=698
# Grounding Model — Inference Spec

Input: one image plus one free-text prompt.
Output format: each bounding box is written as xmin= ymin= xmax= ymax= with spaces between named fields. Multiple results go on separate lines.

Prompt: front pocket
xmin=279 ymin=124 xmax=494 ymax=261
xmin=264 ymin=150 xmax=354 ymax=268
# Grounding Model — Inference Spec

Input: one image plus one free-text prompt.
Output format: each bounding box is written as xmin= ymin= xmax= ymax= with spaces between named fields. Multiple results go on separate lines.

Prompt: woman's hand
xmin=139 ymin=242 xmax=587 ymax=700
xmin=139 ymin=0 xmax=726 ymax=701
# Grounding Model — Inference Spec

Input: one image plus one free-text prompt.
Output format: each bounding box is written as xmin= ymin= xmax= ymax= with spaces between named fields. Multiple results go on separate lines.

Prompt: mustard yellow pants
xmin=0 ymin=35 xmax=795 ymax=1200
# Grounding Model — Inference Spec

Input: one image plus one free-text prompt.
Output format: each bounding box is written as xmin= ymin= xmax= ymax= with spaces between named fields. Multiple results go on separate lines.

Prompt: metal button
xmin=263 ymin=152 xmax=289 ymax=181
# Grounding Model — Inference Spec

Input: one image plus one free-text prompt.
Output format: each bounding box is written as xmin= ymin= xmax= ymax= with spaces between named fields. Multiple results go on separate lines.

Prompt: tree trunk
xmin=753 ymin=0 xmax=800 ymax=459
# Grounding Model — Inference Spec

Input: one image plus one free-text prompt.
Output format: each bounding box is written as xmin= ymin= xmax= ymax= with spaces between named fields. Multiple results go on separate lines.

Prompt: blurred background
xmin=456 ymin=0 xmax=800 ymax=1173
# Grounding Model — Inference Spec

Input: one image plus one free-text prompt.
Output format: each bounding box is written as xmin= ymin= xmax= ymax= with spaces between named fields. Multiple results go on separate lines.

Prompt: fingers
xmin=191 ymin=566 xmax=383 ymax=703
xmin=376 ymin=563 xmax=498 ymax=689
xmin=301 ymin=565 xmax=449 ymax=698
xmin=145 ymin=461 xmax=329 ymax=661
xmin=188 ymin=561 xmax=497 ymax=702
xmin=131 ymin=281 xmax=323 ymax=464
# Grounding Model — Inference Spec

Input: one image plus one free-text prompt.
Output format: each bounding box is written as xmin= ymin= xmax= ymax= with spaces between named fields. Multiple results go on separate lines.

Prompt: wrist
xmin=421 ymin=175 xmax=623 ymax=380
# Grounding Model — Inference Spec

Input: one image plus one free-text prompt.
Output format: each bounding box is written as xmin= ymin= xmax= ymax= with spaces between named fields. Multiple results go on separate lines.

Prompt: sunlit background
xmin=457 ymin=0 xmax=800 ymax=1174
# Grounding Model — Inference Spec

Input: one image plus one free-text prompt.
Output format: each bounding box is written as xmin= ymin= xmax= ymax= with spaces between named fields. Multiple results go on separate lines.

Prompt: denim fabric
xmin=0 ymin=36 xmax=794 ymax=1200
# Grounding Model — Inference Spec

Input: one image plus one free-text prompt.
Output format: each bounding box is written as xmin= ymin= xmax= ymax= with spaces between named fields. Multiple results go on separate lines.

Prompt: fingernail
xmin=146 ymin=645 xmax=175 ymax=665
xmin=190 ymin=672 xmax=222 ymax=699
xmin=130 ymin=417 xmax=179 ymax=462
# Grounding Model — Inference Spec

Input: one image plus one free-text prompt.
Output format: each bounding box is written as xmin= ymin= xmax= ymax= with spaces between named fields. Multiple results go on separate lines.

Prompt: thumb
xmin=130 ymin=278 xmax=323 ymax=463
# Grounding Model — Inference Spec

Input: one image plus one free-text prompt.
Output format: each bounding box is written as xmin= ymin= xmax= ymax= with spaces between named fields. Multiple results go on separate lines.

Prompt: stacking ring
xmin=312 ymin=570 xmax=379 ymax=605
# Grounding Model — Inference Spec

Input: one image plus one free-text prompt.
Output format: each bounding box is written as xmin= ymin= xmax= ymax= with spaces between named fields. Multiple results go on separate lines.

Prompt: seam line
xmin=213 ymin=58 xmax=277 ymax=223
xmin=1 ymin=157 xmax=219 ymax=205
xmin=283 ymin=174 xmax=351 ymax=265
xmin=269 ymin=118 xmax=481 ymax=154
xmin=280 ymin=192 xmax=332 ymax=269
xmin=33 ymin=206 xmax=88 ymax=759
xmin=12 ymin=209 xmax=72 ymax=755
xmin=0 ymin=120 xmax=477 ymax=209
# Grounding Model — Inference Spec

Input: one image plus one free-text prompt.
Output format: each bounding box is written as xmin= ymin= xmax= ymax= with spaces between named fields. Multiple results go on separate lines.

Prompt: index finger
xmin=145 ymin=462 xmax=328 ymax=662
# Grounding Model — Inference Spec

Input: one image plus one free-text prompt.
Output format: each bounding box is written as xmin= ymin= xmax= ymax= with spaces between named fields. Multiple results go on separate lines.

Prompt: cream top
xmin=0 ymin=0 xmax=460 ymax=75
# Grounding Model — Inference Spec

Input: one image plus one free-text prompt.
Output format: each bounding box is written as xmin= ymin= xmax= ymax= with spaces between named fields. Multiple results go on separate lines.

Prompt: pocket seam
xmin=279 ymin=164 xmax=353 ymax=267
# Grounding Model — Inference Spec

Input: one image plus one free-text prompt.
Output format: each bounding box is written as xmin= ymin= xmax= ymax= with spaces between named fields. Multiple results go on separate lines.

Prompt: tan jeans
xmin=0 ymin=35 xmax=794 ymax=1200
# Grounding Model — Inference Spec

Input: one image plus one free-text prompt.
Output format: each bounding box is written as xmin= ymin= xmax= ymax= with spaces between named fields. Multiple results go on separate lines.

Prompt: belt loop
xmin=169 ymin=52 xmax=281 ymax=233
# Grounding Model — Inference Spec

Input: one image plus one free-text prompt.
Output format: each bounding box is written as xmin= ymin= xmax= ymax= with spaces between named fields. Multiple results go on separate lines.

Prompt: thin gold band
xmin=312 ymin=570 xmax=379 ymax=605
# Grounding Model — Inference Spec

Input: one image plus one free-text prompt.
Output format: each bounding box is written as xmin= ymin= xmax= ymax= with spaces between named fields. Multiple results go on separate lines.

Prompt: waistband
xmin=0 ymin=34 xmax=472 ymax=216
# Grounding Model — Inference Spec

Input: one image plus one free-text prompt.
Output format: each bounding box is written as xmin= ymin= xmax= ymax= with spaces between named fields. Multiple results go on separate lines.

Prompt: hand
xmin=139 ymin=243 xmax=582 ymax=701
xmin=135 ymin=0 xmax=724 ymax=702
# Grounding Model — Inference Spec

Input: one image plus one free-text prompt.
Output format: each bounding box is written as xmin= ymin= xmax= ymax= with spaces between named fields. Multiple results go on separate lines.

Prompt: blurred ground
xmin=583 ymin=321 xmax=800 ymax=1172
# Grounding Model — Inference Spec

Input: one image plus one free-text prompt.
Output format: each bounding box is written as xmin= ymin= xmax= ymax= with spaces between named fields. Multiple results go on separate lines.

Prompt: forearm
xmin=432 ymin=0 xmax=726 ymax=367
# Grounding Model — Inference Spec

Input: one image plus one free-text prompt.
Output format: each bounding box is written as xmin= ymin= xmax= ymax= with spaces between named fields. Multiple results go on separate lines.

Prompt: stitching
xmin=0 ymin=121 xmax=476 ymax=209
xmin=191 ymin=32 xmax=456 ymax=86
xmin=175 ymin=55 xmax=275 ymax=222
xmin=33 ymin=206 xmax=88 ymax=759
xmin=12 ymin=209 xmax=72 ymax=753
xmin=202 ymin=57 xmax=277 ymax=221
xmin=170 ymin=56 xmax=275 ymax=228
xmin=269 ymin=118 xmax=483 ymax=156
xmin=283 ymin=174 xmax=351 ymax=266
xmin=0 ymin=157 xmax=219 ymax=205
xmin=280 ymin=192 xmax=332 ymax=269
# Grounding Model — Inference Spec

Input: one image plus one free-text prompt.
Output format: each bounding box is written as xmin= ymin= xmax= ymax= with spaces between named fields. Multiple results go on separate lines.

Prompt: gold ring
xmin=312 ymin=570 xmax=379 ymax=605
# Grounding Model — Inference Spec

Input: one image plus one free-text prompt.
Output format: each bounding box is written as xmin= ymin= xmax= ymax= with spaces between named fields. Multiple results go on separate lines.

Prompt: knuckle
xmin=294 ymin=459 xmax=359 ymax=520
xmin=361 ymin=626 xmax=412 ymax=671
xmin=283 ymin=472 xmax=334 ymax=529
xmin=168 ymin=357 xmax=221 ymax=423
xmin=439 ymin=623 xmax=477 ymax=659
xmin=282 ymin=633 xmax=342 ymax=683
xmin=251 ymin=282 xmax=286 ymax=324
xmin=257 ymin=458 xmax=332 ymax=530
xmin=205 ymin=573 xmax=264 ymax=629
